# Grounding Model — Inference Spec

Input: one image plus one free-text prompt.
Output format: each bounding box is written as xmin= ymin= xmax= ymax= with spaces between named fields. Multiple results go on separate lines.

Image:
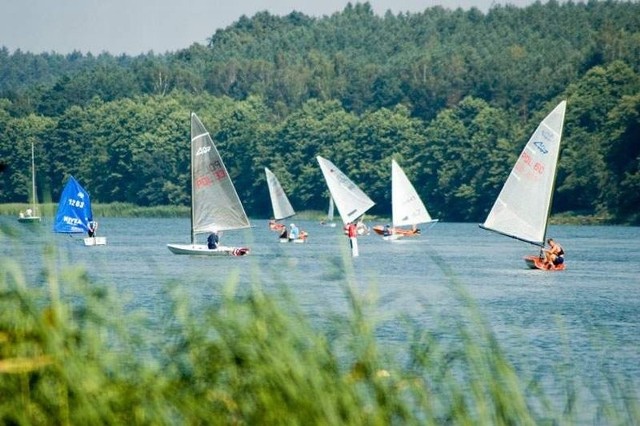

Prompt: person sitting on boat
xmin=543 ymin=238 xmax=564 ymax=268
xmin=25 ymin=208 xmax=32 ymax=217
xmin=288 ymin=223 xmax=300 ymax=241
xmin=382 ymin=224 xmax=392 ymax=237
xmin=356 ymin=221 xmax=369 ymax=235
xmin=87 ymin=221 xmax=98 ymax=237
xmin=19 ymin=211 xmax=24 ymax=218
xmin=279 ymin=226 xmax=288 ymax=239
xmin=269 ymin=219 xmax=285 ymax=232
xmin=207 ymin=231 xmax=219 ymax=249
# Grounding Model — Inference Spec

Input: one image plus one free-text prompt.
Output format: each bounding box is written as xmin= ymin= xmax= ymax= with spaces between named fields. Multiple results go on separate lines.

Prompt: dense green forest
xmin=0 ymin=1 xmax=638 ymax=223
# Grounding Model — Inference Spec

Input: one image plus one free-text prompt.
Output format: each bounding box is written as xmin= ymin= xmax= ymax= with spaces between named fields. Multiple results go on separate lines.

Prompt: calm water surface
xmin=2 ymin=216 xmax=639 ymax=406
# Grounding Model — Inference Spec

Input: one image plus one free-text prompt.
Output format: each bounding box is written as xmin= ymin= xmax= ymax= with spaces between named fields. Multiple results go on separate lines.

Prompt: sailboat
xmin=317 ymin=155 xmax=375 ymax=255
xmin=373 ymin=159 xmax=438 ymax=240
xmin=54 ymin=176 xmax=107 ymax=246
xmin=320 ymin=196 xmax=337 ymax=227
xmin=167 ymin=112 xmax=250 ymax=256
xmin=480 ymin=100 xmax=567 ymax=270
xmin=17 ymin=142 xmax=41 ymax=223
xmin=265 ymin=167 xmax=307 ymax=243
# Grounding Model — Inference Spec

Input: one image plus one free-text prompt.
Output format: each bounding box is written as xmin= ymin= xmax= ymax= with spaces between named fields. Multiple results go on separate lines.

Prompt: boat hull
xmin=17 ymin=216 xmax=41 ymax=223
xmin=84 ymin=237 xmax=107 ymax=246
xmin=372 ymin=225 xmax=420 ymax=239
xmin=279 ymin=237 xmax=307 ymax=244
xmin=167 ymin=244 xmax=250 ymax=256
xmin=523 ymin=255 xmax=565 ymax=271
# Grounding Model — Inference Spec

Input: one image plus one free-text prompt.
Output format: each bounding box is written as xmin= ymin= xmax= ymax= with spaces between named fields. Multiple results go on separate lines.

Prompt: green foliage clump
xmin=1 ymin=2 xmax=640 ymax=224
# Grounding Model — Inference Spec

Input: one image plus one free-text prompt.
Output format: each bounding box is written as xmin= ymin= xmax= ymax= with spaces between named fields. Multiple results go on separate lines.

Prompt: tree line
xmin=0 ymin=1 xmax=638 ymax=223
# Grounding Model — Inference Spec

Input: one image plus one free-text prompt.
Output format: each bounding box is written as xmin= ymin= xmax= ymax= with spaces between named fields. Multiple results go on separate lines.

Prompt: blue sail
xmin=54 ymin=176 xmax=94 ymax=234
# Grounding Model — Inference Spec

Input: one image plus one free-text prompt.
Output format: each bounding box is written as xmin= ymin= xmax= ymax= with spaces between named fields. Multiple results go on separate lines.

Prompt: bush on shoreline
xmin=0 ymin=202 xmax=621 ymax=224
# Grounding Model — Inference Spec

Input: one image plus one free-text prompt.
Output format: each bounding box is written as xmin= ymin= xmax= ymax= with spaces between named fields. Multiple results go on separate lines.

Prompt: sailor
xmin=87 ymin=221 xmax=98 ymax=237
xmin=543 ymin=238 xmax=564 ymax=268
xmin=207 ymin=231 xmax=219 ymax=249
xmin=288 ymin=223 xmax=300 ymax=241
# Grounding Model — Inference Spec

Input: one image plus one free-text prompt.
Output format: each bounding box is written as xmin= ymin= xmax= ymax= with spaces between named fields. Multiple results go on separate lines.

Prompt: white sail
xmin=316 ymin=156 xmax=375 ymax=225
xmin=481 ymin=100 xmax=566 ymax=246
xmin=191 ymin=112 xmax=250 ymax=235
xmin=168 ymin=112 xmax=251 ymax=256
xmin=265 ymin=167 xmax=295 ymax=221
xmin=391 ymin=159 xmax=434 ymax=228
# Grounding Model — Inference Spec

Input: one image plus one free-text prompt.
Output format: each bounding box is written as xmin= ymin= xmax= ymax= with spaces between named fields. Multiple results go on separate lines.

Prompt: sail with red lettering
xmin=190 ymin=113 xmax=250 ymax=235
xmin=480 ymin=101 xmax=566 ymax=247
xmin=168 ymin=113 xmax=250 ymax=256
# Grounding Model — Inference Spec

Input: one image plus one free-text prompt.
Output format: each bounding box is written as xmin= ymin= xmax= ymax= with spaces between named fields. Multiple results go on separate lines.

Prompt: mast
xmin=30 ymin=141 xmax=37 ymax=214
xmin=540 ymin=101 xmax=566 ymax=248
xmin=190 ymin=113 xmax=196 ymax=245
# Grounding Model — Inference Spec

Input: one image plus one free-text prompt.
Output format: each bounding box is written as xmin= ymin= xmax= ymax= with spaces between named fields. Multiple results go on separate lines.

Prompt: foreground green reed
xmin=1 ymin=244 xmax=637 ymax=425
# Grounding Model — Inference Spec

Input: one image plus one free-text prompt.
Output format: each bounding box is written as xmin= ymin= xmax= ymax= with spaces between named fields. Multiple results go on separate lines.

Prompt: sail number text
xmin=195 ymin=160 xmax=226 ymax=188
xmin=67 ymin=198 xmax=85 ymax=208
xmin=516 ymin=151 xmax=545 ymax=180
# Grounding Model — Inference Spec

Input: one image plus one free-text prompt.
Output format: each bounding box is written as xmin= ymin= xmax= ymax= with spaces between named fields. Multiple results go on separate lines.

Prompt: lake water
xmin=2 ymin=216 xmax=639 ymax=411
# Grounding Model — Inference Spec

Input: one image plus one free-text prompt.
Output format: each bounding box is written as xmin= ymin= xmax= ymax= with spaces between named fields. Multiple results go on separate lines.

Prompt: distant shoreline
xmin=0 ymin=203 xmax=621 ymax=225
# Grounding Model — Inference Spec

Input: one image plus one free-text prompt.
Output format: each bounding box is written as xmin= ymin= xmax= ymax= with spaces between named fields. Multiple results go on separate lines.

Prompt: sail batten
xmin=192 ymin=132 xmax=209 ymax=142
xmin=481 ymin=100 xmax=566 ymax=246
xmin=317 ymin=156 xmax=374 ymax=225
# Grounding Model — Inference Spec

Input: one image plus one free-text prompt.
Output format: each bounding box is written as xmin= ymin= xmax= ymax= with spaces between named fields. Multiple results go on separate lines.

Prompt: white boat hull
xmin=84 ymin=237 xmax=107 ymax=246
xmin=279 ymin=238 xmax=306 ymax=244
xmin=167 ymin=244 xmax=250 ymax=256
xmin=17 ymin=216 xmax=41 ymax=223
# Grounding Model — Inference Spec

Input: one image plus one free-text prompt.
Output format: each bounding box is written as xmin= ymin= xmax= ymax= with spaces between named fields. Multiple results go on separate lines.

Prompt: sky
xmin=1 ymin=0 xmax=544 ymax=56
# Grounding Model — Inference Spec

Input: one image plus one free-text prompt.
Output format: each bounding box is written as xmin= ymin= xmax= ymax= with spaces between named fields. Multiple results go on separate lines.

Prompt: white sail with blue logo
xmin=54 ymin=176 xmax=106 ymax=246
xmin=481 ymin=100 xmax=566 ymax=247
